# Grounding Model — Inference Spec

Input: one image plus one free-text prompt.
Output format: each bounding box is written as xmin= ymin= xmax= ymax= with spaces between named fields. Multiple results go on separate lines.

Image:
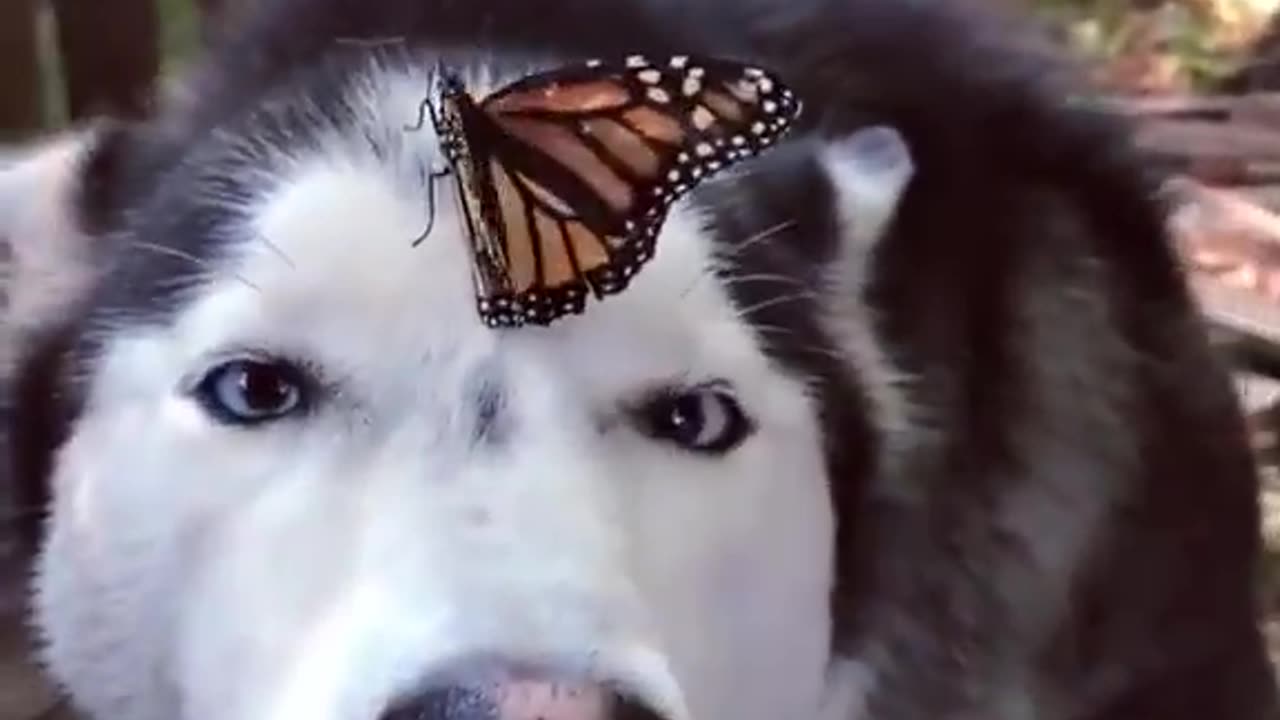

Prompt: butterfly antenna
xmin=412 ymin=166 xmax=452 ymax=247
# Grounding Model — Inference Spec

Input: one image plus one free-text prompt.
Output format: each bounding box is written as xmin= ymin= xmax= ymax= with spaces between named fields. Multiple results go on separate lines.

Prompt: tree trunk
xmin=0 ymin=0 xmax=42 ymax=140
xmin=51 ymin=0 xmax=160 ymax=122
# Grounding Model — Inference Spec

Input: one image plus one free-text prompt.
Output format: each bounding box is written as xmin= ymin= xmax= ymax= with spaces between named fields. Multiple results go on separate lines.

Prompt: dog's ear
xmin=814 ymin=124 xmax=917 ymax=461
xmin=818 ymin=125 xmax=915 ymax=256
xmin=0 ymin=120 xmax=161 ymax=558
xmin=0 ymin=122 xmax=141 ymax=376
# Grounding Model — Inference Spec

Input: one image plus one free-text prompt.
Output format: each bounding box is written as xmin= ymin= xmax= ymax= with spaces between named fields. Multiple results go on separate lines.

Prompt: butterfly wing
xmin=459 ymin=54 xmax=801 ymax=327
xmin=432 ymin=82 xmax=526 ymax=325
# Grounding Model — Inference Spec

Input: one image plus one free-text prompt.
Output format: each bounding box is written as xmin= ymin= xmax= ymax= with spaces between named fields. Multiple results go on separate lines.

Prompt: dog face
xmin=7 ymin=53 xmax=912 ymax=720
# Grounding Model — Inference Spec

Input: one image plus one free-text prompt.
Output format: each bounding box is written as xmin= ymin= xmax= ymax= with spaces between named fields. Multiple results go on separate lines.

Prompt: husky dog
xmin=2 ymin=0 xmax=1277 ymax=719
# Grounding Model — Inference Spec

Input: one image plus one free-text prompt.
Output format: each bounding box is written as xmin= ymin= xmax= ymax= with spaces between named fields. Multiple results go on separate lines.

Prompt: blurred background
xmin=6 ymin=0 xmax=1280 ymax=142
xmin=0 ymin=0 xmax=253 ymax=142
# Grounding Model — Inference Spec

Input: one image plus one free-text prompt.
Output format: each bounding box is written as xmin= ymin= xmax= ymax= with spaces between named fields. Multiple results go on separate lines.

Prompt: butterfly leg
xmin=412 ymin=166 xmax=454 ymax=247
xmin=404 ymin=73 xmax=446 ymax=133
xmin=404 ymin=96 xmax=434 ymax=133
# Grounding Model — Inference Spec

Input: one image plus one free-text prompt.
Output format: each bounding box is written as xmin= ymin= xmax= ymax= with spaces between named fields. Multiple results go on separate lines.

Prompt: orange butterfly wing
xmin=436 ymin=55 xmax=801 ymax=327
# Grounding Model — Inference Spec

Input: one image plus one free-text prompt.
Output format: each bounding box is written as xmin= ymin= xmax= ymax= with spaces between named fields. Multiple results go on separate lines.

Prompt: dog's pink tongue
xmin=493 ymin=680 xmax=610 ymax=720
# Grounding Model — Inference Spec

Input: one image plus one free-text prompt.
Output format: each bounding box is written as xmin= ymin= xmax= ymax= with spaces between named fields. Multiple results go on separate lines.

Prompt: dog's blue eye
xmin=194 ymin=358 xmax=306 ymax=425
xmin=639 ymin=384 xmax=754 ymax=455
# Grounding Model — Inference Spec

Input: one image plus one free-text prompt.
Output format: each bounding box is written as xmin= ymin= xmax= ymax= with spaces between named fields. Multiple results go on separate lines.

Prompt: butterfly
xmin=419 ymin=53 xmax=802 ymax=328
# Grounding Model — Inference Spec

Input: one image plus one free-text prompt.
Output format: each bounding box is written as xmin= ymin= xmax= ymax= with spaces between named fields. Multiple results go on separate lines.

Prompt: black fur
xmin=5 ymin=0 xmax=1277 ymax=718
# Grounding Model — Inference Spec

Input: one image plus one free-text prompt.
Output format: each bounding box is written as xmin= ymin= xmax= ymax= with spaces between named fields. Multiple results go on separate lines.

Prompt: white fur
xmin=26 ymin=63 xmax=913 ymax=720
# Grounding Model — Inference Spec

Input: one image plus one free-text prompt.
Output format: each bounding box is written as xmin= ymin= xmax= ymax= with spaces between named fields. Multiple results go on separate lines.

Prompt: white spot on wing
xmin=646 ymin=87 xmax=671 ymax=104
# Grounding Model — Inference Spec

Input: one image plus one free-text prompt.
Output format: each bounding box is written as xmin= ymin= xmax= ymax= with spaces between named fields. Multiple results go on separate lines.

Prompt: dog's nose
xmin=378 ymin=677 xmax=670 ymax=720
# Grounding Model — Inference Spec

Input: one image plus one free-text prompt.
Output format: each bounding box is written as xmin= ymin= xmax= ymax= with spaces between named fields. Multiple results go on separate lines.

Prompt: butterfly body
xmin=428 ymin=54 xmax=801 ymax=328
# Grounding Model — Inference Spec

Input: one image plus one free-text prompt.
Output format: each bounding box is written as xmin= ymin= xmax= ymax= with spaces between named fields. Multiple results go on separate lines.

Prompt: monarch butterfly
xmin=420 ymin=54 xmax=802 ymax=328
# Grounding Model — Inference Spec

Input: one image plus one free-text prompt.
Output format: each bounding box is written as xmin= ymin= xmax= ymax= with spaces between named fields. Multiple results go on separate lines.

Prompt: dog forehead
xmin=81 ymin=56 xmax=812 ymax=405
xmin=188 ymin=149 xmax=762 ymax=387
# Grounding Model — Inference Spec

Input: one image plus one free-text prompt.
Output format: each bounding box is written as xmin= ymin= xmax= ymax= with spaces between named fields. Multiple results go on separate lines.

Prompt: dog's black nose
xmin=378 ymin=680 xmax=670 ymax=720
